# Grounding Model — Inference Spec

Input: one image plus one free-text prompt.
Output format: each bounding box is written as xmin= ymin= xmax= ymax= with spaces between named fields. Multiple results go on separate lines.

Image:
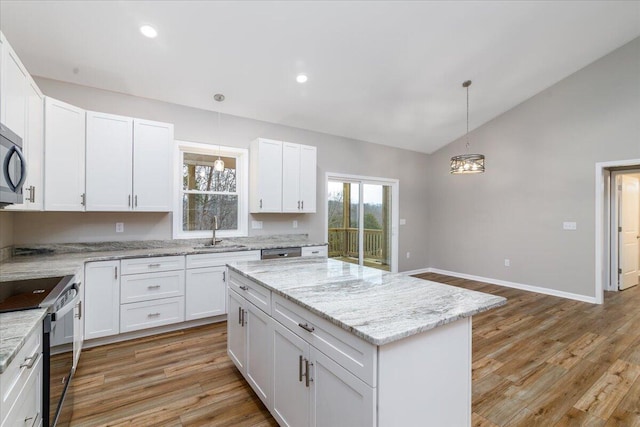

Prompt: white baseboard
xmin=404 ymin=266 xmax=598 ymax=304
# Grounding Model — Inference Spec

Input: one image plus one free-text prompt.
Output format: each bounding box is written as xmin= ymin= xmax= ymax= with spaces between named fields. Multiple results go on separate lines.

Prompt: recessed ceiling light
xmin=296 ymin=74 xmax=308 ymax=83
xmin=140 ymin=25 xmax=158 ymax=39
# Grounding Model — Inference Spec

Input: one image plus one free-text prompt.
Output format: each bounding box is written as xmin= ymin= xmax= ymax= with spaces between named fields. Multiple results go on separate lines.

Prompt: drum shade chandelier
xmin=450 ymin=80 xmax=485 ymax=174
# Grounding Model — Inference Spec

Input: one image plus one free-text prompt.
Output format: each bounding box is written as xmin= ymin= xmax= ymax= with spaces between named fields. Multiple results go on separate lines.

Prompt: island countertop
xmin=227 ymin=257 xmax=506 ymax=346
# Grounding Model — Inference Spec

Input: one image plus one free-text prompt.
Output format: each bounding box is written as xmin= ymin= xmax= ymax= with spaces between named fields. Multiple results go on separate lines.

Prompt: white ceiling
xmin=1 ymin=1 xmax=639 ymax=154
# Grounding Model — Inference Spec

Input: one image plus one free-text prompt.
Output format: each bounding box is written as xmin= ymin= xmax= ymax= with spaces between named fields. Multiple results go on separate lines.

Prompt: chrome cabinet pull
xmin=148 ymin=263 xmax=161 ymax=268
xmin=28 ymin=185 xmax=35 ymax=203
xmin=238 ymin=306 xmax=242 ymax=324
xmin=241 ymin=309 xmax=246 ymax=327
xmin=135 ymin=195 xmax=138 ymax=207
xmin=259 ymin=199 xmax=262 ymax=209
xmin=298 ymin=322 xmax=314 ymax=333
xmin=115 ymin=266 xmax=118 ymax=279
xmin=147 ymin=312 xmax=161 ymax=318
xmin=128 ymin=194 xmax=131 ymax=207
xmin=311 ymin=251 xmax=319 ymax=254
xmin=305 ymin=359 xmax=311 ymax=387
xmin=20 ymin=354 xmax=38 ymax=369
xmin=301 ymin=200 xmax=304 ymax=210
xmin=81 ymin=193 xmax=86 ymax=206
xmin=74 ymin=301 xmax=82 ymax=319
xmin=24 ymin=412 xmax=39 ymax=427
xmin=299 ymin=355 xmax=303 ymax=382
xmin=223 ymin=271 xmax=226 ymax=282
xmin=239 ymin=285 xmax=249 ymax=291
xmin=297 ymin=201 xmax=300 ymax=209
xmin=147 ymin=285 xmax=161 ymax=290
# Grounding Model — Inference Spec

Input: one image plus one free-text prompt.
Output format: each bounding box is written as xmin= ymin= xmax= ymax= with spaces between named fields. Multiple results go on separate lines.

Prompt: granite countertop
xmin=0 ymin=235 xmax=327 ymax=282
xmin=228 ymin=257 xmax=506 ymax=346
xmin=0 ymin=309 xmax=47 ymax=374
xmin=0 ymin=234 xmax=325 ymax=372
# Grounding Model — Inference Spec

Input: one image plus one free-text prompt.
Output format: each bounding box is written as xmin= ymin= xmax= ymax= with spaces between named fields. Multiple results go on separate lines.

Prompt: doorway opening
xmin=596 ymin=159 xmax=640 ymax=303
xmin=326 ymin=173 xmax=399 ymax=273
xmin=610 ymin=170 xmax=640 ymax=291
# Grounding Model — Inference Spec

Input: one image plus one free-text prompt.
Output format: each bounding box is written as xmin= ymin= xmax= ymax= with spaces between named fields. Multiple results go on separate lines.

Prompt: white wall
xmin=427 ymin=37 xmax=640 ymax=298
xmin=12 ymin=78 xmax=431 ymax=271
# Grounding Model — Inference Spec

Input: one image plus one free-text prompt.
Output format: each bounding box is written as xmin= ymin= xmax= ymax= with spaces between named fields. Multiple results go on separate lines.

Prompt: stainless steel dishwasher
xmin=261 ymin=247 xmax=302 ymax=260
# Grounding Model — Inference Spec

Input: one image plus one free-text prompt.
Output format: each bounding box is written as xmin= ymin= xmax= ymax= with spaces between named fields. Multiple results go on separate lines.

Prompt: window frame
xmin=173 ymin=140 xmax=248 ymax=239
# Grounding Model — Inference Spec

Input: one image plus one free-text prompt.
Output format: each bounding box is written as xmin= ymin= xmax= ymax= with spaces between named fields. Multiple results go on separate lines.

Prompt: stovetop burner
xmin=0 ymin=276 xmax=64 ymax=313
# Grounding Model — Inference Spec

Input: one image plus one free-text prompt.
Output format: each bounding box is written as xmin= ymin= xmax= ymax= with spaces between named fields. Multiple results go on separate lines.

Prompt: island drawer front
xmin=272 ymin=294 xmax=376 ymax=387
xmin=301 ymin=246 xmax=328 ymax=257
xmin=120 ymin=297 xmax=185 ymax=333
xmin=120 ymin=270 xmax=185 ymax=304
xmin=1 ymin=326 xmax=42 ymax=417
xmin=121 ymin=256 xmax=185 ymax=275
xmin=228 ymin=271 xmax=271 ymax=314
xmin=186 ymin=250 xmax=260 ymax=269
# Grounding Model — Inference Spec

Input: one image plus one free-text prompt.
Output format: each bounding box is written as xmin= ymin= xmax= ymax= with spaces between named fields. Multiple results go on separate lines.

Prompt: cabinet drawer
xmin=1 ymin=326 xmax=42 ymax=413
xmin=121 ymin=270 xmax=185 ymax=304
xmin=301 ymin=246 xmax=328 ymax=257
xmin=120 ymin=297 xmax=185 ymax=333
xmin=186 ymin=250 xmax=260 ymax=269
xmin=121 ymin=256 xmax=185 ymax=275
xmin=1 ymin=354 xmax=42 ymax=427
xmin=228 ymin=271 xmax=271 ymax=314
xmin=272 ymin=294 xmax=376 ymax=387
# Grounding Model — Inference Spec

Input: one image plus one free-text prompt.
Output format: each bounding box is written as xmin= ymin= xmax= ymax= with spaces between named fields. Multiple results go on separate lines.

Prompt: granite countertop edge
xmin=0 ymin=308 xmax=48 ymax=374
xmin=227 ymin=263 xmax=507 ymax=346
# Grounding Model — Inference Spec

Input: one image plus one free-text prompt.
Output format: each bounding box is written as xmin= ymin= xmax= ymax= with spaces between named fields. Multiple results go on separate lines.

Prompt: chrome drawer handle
xmin=147 ymin=312 xmax=161 ymax=318
xmin=147 ymin=285 xmax=161 ymax=290
xmin=25 ymin=412 xmax=39 ymax=427
xmin=148 ymin=263 xmax=161 ymax=268
xmin=20 ymin=354 xmax=38 ymax=369
xmin=299 ymin=355 xmax=303 ymax=382
xmin=298 ymin=323 xmax=314 ymax=333
xmin=239 ymin=285 xmax=249 ymax=291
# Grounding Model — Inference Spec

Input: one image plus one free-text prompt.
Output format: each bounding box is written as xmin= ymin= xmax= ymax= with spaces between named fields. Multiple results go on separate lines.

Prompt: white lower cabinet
xmin=185 ymin=266 xmax=226 ymax=321
xmin=227 ymin=289 xmax=272 ymax=408
xmin=84 ymin=260 xmax=120 ymax=340
xmin=120 ymin=297 xmax=185 ymax=333
xmin=0 ymin=325 xmax=43 ymax=427
xmin=228 ymin=270 xmax=376 ymax=427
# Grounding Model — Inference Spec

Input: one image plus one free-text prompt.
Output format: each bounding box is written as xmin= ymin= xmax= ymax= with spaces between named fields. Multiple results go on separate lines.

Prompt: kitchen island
xmin=227 ymin=257 xmax=506 ymax=427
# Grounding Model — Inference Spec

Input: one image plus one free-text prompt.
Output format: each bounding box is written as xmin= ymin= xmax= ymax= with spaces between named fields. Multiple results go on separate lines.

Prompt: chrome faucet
xmin=212 ymin=216 xmax=220 ymax=246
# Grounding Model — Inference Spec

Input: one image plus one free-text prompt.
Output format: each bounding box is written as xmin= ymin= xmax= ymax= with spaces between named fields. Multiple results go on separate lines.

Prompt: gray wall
xmin=428 ymin=37 xmax=640 ymax=298
xmin=12 ymin=77 xmax=430 ymax=271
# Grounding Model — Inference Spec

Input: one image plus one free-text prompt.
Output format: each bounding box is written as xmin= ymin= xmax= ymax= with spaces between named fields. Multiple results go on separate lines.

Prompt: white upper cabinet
xmin=283 ymin=143 xmax=316 ymax=213
xmin=0 ymin=33 xmax=28 ymax=140
xmin=132 ymin=119 xmax=174 ymax=211
xmin=250 ymin=138 xmax=283 ymax=212
xmin=250 ymin=138 xmax=316 ymax=213
xmin=44 ymin=97 xmax=86 ymax=211
xmin=85 ymin=111 xmax=133 ymax=211
xmin=85 ymin=115 xmax=173 ymax=212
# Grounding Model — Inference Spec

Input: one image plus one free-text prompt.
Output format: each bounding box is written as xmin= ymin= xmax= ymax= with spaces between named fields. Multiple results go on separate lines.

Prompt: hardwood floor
xmin=65 ymin=274 xmax=640 ymax=426
xmin=415 ymin=272 xmax=640 ymax=427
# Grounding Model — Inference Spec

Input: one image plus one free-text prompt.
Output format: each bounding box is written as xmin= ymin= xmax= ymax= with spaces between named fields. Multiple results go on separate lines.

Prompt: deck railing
xmin=328 ymin=228 xmax=385 ymax=260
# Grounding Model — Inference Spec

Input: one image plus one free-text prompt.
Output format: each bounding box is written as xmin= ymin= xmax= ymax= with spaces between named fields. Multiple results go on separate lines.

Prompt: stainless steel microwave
xmin=0 ymin=123 xmax=27 ymax=208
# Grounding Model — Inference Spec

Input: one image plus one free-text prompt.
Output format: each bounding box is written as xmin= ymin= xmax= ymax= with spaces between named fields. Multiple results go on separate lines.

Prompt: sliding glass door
xmin=327 ymin=176 xmax=396 ymax=271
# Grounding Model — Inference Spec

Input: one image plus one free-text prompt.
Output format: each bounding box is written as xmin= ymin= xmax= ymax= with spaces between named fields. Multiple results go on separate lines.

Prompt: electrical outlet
xmin=504 ymin=259 xmax=510 ymax=267
xmin=293 ymin=220 xmax=298 ymax=229
xmin=252 ymin=220 xmax=263 ymax=229
xmin=563 ymin=221 xmax=577 ymax=230
xmin=400 ymin=219 xmax=406 ymax=225
xmin=116 ymin=222 xmax=124 ymax=233
xmin=406 ymin=252 xmax=410 ymax=259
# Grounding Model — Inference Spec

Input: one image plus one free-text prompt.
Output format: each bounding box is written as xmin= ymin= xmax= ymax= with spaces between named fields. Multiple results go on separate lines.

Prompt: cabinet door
xmin=132 ymin=119 xmax=173 ymax=211
xmin=310 ymin=347 xmax=375 ymax=427
xmin=44 ymin=97 xmax=86 ymax=211
xmin=6 ymin=79 xmax=44 ymax=211
xmin=185 ymin=266 xmax=226 ymax=321
xmin=85 ymin=111 xmax=133 ymax=211
xmin=0 ymin=39 xmax=27 ymax=139
xmin=299 ymin=144 xmax=317 ymax=213
xmin=227 ymin=290 xmax=246 ymax=372
xmin=282 ymin=142 xmax=301 ymax=212
xmin=84 ymin=261 xmax=120 ymax=340
xmin=272 ymin=321 xmax=310 ymax=427
xmin=245 ymin=303 xmax=272 ymax=409
xmin=250 ymin=138 xmax=282 ymax=212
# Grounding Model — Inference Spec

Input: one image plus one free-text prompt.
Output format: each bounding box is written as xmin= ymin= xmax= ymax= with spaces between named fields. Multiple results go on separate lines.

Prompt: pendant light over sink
xmin=450 ymin=80 xmax=485 ymax=174
xmin=213 ymin=93 xmax=225 ymax=172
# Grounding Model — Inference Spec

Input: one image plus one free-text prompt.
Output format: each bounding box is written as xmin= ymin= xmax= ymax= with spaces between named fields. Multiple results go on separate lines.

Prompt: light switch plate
xmin=563 ymin=222 xmax=577 ymax=230
xmin=252 ymin=220 xmax=263 ymax=229
xmin=400 ymin=219 xmax=406 ymax=225
xmin=115 ymin=222 xmax=124 ymax=233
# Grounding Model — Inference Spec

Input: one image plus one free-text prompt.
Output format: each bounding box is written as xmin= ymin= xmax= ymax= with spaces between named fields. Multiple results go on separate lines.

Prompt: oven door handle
xmin=51 ymin=286 xmax=79 ymax=322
